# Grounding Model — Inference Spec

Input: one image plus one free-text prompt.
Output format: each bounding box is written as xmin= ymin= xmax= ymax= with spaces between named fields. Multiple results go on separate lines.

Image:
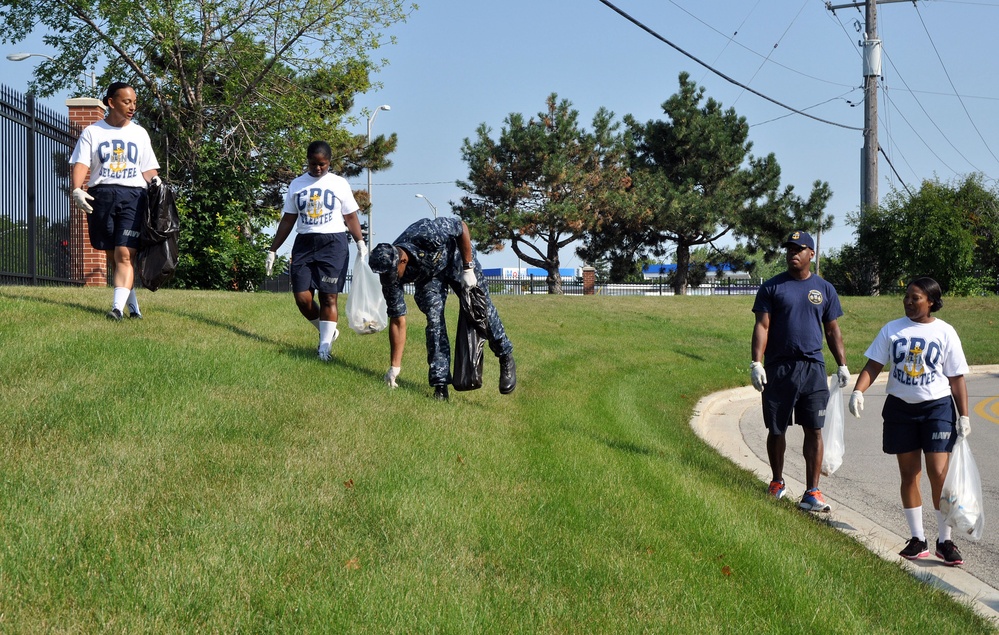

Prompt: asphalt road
xmin=692 ymin=365 xmax=999 ymax=622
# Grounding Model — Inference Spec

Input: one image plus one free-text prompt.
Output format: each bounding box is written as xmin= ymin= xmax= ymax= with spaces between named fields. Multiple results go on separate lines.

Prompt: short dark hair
xmin=102 ymin=82 xmax=133 ymax=107
xmin=908 ymin=276 xmax=943 ymax=312
xmin=306 ymin=140 xmax=333 ymax=160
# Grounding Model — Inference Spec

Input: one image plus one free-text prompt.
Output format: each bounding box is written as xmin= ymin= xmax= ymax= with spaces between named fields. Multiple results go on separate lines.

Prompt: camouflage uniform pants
xmin=414 ymin=269 xmax=513 ymax=387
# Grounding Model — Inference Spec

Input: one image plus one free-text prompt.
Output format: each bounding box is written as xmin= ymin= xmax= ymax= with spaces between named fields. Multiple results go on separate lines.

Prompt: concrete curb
xmin=690 ymin=369 xmax=999 ymax=626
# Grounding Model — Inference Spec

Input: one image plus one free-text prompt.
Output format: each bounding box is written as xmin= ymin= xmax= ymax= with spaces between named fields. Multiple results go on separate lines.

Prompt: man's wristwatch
xmin=462 ymin=262 xmax=474 ymax=270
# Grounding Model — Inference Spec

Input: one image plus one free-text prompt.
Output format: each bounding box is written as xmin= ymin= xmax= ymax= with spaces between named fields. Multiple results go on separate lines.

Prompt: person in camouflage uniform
xmin=368 ymin=217 xmax=516 ymax=401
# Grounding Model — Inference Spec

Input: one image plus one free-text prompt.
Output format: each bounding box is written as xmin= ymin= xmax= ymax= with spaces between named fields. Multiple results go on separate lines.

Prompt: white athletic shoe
xmin=317 ymin=328 xmax=339 ymax=362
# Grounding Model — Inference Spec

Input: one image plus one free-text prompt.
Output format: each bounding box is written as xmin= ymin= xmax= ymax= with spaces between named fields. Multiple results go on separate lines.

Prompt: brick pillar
xmin=67 ymin=97 xmax=108 ymax=287
xmin=582 ymin=266 xmax=596 ymax=296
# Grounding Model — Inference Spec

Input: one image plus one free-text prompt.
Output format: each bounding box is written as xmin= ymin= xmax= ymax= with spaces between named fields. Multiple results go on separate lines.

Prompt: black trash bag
xmin=138 ymin=179 xmax=180 ymax=291
xmin=452 ymin=286 xmax=489 ymax=391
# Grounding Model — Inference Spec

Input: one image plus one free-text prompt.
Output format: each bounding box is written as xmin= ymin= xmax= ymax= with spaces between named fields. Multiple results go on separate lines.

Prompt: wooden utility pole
xmin=862 ymin=0 xmax=879 ymax=219
xmin=862 ymin=0 xmax=881 ymax=293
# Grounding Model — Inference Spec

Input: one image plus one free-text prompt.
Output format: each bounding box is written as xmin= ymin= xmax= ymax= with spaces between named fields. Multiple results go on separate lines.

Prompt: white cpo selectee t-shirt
xmin=863 ymin=316 xmax=969 ymax=404
xmin=70 ymin=119 xmax=159 ymax=189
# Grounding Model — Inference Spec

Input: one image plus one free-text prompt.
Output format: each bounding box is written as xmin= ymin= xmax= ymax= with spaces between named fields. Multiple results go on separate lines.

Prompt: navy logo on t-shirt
xmin=808 ymin=290 xmax=823 ymax=305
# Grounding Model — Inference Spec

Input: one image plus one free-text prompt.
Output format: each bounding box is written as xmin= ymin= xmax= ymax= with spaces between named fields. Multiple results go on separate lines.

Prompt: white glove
xmin=837 ymin=365 xmax=851 ymax=388
xmin=849 ymin=390 xmax=864 ymax=418
xmin=384 ymin=366 xmax=400 ymax=388
xmin=750 ymin=361 xmax=767 ymax=392
xmin=356 ymin=239 xmax=369 ymax=260
xmin=461 ymin=267 xmax=477 ymax=289
xmin=150 ymin=175 xmax=162 ymax=187
xmin=957 ymin=415 xmax=971 ymax=439
xmin=265 ymin=251 xmax=276 ymax=276
xmin=72 ymin=188 xmax=94 ymax=213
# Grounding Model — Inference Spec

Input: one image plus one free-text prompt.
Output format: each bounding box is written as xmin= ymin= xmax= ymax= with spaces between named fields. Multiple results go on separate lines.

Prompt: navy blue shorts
xmin=290 ymin=232 xmax=349 ymax=294
xmin=761 ymin=360 xmax=829 ymax=435
xmin=882 ymin=394 xmax=956 ymax=454
xmin=86 ymin=185 xmax=146 ymax=250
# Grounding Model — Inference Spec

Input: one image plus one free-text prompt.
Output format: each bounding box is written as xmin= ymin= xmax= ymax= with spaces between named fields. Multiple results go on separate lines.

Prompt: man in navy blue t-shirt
xmin=751 ymin=230 xmax=850 ymax=512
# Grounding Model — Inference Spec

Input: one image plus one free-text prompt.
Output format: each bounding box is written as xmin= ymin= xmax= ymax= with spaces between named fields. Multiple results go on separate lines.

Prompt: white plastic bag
xmin=345 ymin=252 xmax=388 ymax=335
xmin=821 ymin=377 xmax=845 ymax=476
xmin=940 ymin=436 xmax=984 ymax=541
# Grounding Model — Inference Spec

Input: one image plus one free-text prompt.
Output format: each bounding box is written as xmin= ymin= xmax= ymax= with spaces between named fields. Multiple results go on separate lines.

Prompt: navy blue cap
xmin=782 ymin=230 xmax=815 ymax=251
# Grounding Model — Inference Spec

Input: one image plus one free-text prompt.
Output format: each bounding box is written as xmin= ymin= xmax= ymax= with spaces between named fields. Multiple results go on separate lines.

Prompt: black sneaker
xmin=499 ymin=353 xmax=516 ymax=394
xmin=106 ymin=308 xmax=123 ymax=322
xmin=899 ymin=537 xmax=929 ymax=560
xmin=128 ymin=311 xmax=143 ymax=320
xmin=935 ymin=540 xmax=964 ymax=566
xmin=127 ymin=303 xmax=142 ymax=319
xmin=433 ymin=385 xmax=450 ymax=401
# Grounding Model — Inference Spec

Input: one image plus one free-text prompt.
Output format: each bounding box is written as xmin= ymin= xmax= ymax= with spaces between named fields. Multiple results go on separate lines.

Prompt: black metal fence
xmin=260 ymin=272 xmax=759 ymax=297
xmin=0 ymin=85 xmax=82 ymax=286
xmin=484 ymin=275 xmax=760 ymax=296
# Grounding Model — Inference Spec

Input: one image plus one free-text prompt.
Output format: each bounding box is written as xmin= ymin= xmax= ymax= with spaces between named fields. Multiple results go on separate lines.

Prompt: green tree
xmin=454 ymin=94 xmax=630 ymax=294
xmin=818 ymin=243 xmax=872 ymax=297
xmin=856 ymin=175 xmax=999 ymax=295
xmin=1 ymin=0 xmax=406 ymax=289
xmin=584 ymin=73 xmax=830 ymax=294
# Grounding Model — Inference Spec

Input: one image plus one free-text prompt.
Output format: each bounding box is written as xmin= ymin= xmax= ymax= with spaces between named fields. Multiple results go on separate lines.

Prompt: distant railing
xmin=483 ymin=275 xmax=760 ymax=296
xmin=260 ymin=273 xmax=760 ymax=297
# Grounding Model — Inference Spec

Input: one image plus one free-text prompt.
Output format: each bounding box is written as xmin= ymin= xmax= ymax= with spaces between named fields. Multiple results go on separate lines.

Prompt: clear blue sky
xmin=6 ymin=0 xmax=999 ymax=270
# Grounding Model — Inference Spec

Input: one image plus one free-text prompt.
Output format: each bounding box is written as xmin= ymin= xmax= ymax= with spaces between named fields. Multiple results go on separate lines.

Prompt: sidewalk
xmin=690 ymin=379 xmax=999 ymax=625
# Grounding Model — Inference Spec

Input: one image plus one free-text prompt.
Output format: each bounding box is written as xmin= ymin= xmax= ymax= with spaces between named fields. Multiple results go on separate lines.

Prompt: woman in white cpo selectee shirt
xmin=848 ymin=276 xmax=970 ymax=566
xmin=69 ymin=82 xmax=160 ymax=321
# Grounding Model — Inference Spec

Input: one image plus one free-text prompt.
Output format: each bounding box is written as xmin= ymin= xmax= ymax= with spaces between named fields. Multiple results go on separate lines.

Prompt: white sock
xmin=319 ymin=321 xmax=339 ymax=346
xmin=904 ymin=506 xmax=925 ymax=541
xmin=937 ymin=510 xmax=952 ymax=543
xmin=127 ymin=288 xmax=141 ymax=315
xmin=310 ymin=318 xmax=321 ymax=331
xmin=112 ymin=287 xmax=130 ymax=311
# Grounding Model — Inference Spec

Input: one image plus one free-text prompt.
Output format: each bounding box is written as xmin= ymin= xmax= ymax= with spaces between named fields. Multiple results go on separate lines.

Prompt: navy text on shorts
xmin=86 ymin=185 xmax=146 ymax=250
xmin=881 ymin=394 xmax=957 ymax=454
xmin=762 ymin=359 xmax=829 ymax=435
xmin=290 ymin=232 xmax=349 ymax=294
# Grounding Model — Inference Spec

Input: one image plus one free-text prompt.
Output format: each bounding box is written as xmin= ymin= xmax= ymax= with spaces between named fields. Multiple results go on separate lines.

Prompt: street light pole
xmin=415 ymin=193 xmax=438 ymax=218
xmin=366 ymin=104 xmax=391 ymax=250
xmin=7 ymin=52 xmax=96 ymax=90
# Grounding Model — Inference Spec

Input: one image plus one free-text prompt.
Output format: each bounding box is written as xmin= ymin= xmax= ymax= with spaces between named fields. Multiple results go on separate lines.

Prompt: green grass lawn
xmin=0 ymin=286 xmax=996 ymax=633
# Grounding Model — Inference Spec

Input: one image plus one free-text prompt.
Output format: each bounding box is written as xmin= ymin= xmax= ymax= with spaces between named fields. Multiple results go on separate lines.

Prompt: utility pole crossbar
xmin=826 ymin=0 xmax=918 ymax=11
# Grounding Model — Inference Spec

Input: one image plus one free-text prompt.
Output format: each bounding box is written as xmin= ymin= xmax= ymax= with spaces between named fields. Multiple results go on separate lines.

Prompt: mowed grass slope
xmin=0 ymin=286 xmax=996 ymax=633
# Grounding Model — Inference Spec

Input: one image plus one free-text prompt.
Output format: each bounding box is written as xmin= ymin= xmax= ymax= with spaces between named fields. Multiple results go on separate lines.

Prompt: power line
xmin=933 ymin=0 xmax=999 ymax=6
xmin=733 ymin=0 xmax=812 ymax=106
xmin=905 ymin=89 xmax=999 ymax=102
xmin=823 ymin=1 xmax=985 ymax=180
xmin=691 ymin=0 xmax=763 ymax=86
xmin=349 ymin=180 xmax=456 ymax=187
xmin=751 ymin=89 xmax=860 ymax=127
xmin=595 ymin=0 xmax=863 ymax=131
xmin=914 ymin=3 xmax=999 ymax=167
xmin=879 ymin=145 xmax=914 ymax=195
xmin=880 ymin=45 xmax=982 ymax=173
xmin=673 ymin=0 xmax=857 ymax=90
xmin=877 ymin=72 xmax=960 ymax=176
xmin=878 ymin=88 xmax=924 ymax=184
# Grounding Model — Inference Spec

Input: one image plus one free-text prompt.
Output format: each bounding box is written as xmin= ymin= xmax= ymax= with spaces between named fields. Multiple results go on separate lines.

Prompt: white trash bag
xmin=940 ymin=435 xmax=984 ymax=541
xmin=345 ymin=252 xmax=388 ymax=335
xmin=821 ymin=377 xmax=845 ymax=476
